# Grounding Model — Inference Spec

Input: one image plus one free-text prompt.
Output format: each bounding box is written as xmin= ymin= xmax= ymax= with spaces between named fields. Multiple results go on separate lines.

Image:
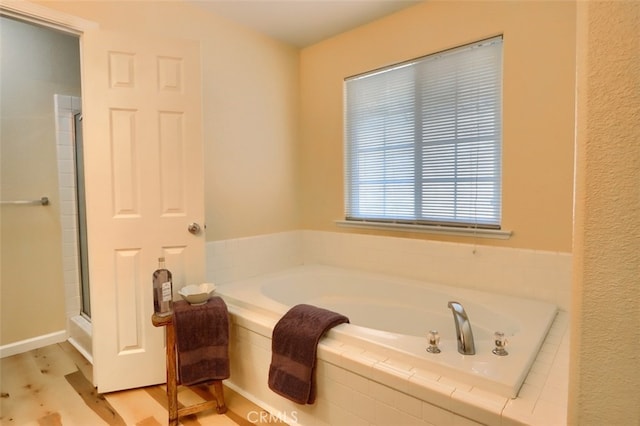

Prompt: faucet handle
xmin=492 ymin=331 xmax=509 ymax=356
xmin=426 ymin=330 xmax=441 ymax=354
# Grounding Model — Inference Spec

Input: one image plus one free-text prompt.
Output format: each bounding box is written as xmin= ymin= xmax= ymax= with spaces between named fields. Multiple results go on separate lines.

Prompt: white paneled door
xmin=81 ymin=29 xmax=205 ymax=393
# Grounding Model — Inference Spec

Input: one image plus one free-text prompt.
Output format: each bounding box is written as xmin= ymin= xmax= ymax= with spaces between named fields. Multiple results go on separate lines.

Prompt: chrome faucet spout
xmin=447 ymin=301 xmax=476 ymax=355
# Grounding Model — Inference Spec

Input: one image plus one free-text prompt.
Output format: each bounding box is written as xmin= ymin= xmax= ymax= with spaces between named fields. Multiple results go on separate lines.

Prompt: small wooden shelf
xmin=152 ymin=312 xmax=227 ymax=425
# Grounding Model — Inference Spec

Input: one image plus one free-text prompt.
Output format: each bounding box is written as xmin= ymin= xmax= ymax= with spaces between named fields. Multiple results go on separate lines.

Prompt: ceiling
xmin=189 ymin=0 xmax=424 ymax=48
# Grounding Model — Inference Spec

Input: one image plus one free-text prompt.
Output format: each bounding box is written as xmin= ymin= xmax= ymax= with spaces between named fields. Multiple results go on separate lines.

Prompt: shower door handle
xmin=187 ymin=222 xmax=202 ymax=235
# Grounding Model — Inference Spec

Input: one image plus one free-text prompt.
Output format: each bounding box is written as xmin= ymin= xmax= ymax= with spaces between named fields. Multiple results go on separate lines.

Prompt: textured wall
xmin=570 ymin=1 xmax=640 ymax=424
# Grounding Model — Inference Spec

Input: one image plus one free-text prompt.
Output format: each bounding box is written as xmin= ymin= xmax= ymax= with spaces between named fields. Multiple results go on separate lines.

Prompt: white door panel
xmin=82 ymin=29 xmax=204 ymax=393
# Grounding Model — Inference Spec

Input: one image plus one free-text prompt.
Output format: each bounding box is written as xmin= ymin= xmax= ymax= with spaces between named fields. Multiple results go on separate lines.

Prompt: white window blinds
xmin=344 ymin=37 xmax=503 ymax=228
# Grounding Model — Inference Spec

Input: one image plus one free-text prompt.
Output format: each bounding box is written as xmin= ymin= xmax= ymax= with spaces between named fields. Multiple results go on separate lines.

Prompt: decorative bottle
xmin=153 ymin=257 xmax=173 ymax=316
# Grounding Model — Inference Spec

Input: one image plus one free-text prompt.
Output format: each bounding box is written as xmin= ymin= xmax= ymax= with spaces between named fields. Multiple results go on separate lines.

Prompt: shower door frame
xmin=73 ymin=111 xmax=91 ymax=318
xmin=54 ymin=95 xmax=89 ymax=322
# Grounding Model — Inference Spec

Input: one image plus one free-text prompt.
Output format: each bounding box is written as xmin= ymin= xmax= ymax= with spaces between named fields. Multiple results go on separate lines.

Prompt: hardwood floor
xmin=0 ymin=342 xmax=280 ymax=425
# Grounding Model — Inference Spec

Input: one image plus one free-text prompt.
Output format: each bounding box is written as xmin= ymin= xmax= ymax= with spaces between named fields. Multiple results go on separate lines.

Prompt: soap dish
xmin=178 ymin=283 xmax=216 ymax=305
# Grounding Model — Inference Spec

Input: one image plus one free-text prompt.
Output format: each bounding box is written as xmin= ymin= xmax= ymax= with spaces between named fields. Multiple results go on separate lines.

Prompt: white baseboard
xmin=0 ymin=330 xmax=67 ymax=358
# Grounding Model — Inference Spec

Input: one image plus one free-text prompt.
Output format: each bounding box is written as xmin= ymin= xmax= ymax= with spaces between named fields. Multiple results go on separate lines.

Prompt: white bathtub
xmin=217 ymin=264 xmax=557 ymax=399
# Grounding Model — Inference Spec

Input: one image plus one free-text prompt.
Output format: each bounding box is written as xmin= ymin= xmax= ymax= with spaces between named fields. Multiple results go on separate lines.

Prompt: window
xmin=344 ymin=37 xmax=503 ymax=230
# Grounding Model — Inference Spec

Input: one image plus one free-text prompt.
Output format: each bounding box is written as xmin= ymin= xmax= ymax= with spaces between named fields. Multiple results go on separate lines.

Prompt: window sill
xmin=334 ymin=220 xmax=512 ymax=240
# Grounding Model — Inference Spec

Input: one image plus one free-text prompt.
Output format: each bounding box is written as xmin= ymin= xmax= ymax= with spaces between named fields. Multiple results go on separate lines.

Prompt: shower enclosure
xmin=55 ymin=94 xmax=93 ymax=360
xmin=55 ymin=97 xmax=91 ymax=320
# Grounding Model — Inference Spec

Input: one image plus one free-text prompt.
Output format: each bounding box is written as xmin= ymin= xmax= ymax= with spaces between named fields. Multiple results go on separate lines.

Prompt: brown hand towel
xmin=173 ymin=297 xmax=230 ymax=386
xmin=268 ymin=304 xmax=349 ymax=404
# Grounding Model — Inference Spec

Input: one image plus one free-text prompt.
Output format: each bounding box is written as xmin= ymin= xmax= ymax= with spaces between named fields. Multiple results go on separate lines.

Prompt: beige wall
xmin=299 ymin=1 xmax=576 ymax=252
xmin=570 ymin=1 xmax=640 ymax=424
xmin=41 ymin=1 xmax=578 ymax=252
xmin=7 ymin=1 xmax=640 ymax=422
xmin=1 ymin=0 xmax=300 ymax=346
xmin=41 ymin=0 xmax=301 ymax=242
xmin=0 ymin=17 xmax=80 ymax=345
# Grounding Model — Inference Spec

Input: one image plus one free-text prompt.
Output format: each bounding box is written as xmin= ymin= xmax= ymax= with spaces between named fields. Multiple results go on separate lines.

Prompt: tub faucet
xmin=447 ymin=301 xmax=476 ymax=355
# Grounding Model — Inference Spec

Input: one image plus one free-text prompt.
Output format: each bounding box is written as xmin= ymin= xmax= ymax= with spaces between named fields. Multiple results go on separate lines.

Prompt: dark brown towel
xmin=173 ymin=297 xmax=230 ymax=386
xmin=268 ymin=304 xmax=349 ymax=404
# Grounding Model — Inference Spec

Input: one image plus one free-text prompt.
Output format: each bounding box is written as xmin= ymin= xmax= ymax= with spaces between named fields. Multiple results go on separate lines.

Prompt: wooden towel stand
xmin=152 ymin=313 xmax=227 ymax=425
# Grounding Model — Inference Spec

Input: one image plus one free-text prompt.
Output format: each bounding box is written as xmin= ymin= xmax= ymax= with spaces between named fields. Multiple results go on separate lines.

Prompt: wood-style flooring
xmin=0 ymin=342 xmax=280 ymax=425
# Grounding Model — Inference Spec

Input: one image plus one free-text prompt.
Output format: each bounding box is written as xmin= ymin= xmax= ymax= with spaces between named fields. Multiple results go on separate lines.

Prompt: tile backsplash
xmin=206 ymin=230 xmax=303 ymax=285
xmin=206 ymin=230 xmax=571 ymax=311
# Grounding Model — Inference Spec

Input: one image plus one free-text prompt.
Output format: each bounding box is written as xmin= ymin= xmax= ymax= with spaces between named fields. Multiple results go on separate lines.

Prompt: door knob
xmin=187 ymin=222 xmax=201 ymax=235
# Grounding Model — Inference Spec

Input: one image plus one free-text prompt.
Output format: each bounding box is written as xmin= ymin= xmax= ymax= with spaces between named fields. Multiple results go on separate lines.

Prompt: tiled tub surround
xmin=218 ymin=265 xmax=558 ymax=399
xmin=207 ymin=231 xmax=571 ymax=312
xmin=206 ymin=231 xmax=571 ymax=425
xmin=227 ymin=307 xmax=569 ymax=426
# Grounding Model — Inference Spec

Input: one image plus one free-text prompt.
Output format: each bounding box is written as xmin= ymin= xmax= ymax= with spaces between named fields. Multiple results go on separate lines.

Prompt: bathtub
xmin=216 ymin=264 xmax=557 ymax=400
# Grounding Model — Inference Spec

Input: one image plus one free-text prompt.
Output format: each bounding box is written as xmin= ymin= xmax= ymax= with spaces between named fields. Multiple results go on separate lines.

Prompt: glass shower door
xmin=74 ymin=112 xmax=90 ymax=318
